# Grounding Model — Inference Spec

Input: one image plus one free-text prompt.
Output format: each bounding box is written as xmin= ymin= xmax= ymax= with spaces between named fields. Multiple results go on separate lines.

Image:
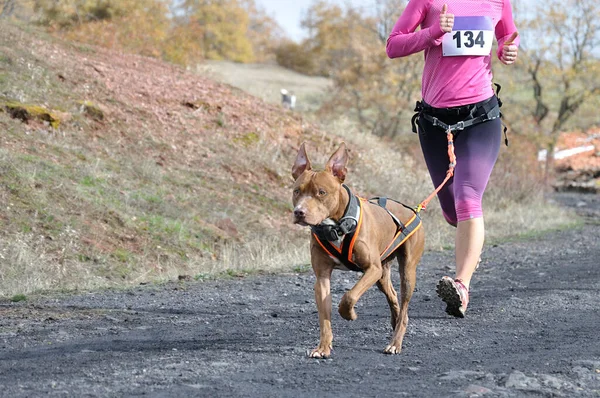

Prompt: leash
xmin=415 ymin=129 xmax=456 ymax=213
xmin=413 ymin=88 xmax=508 ymax=213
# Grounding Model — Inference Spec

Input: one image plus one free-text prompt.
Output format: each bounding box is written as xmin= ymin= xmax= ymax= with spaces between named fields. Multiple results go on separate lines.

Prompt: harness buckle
xmin=339 ymin=217 xmax=358 ymax=235
xmin=455 ymin=121 xmax=465 ymax=131
xmin=313 ymin=224 xmax=342 ymax=241
xmin=325 ymin=228 xmax=341 ymax=241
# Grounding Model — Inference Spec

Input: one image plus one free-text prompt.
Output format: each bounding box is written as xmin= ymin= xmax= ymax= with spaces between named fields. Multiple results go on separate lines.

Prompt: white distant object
xmin=537 ymin=145 xmax=595 ymax=161
xmin=280 ymin=88 xmax=296 ymax=110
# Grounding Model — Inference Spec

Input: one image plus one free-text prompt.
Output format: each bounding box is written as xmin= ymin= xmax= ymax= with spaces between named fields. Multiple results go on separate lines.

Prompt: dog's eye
xmin=318 ymin=189 xmax=327 ymax=196
xmin=293 ymin=189 xmax=300 ymax=196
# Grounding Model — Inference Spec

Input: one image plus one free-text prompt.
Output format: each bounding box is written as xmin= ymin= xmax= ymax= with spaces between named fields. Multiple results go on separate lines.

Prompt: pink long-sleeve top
xmin=386 ymin=0 xmax=519 ymax=108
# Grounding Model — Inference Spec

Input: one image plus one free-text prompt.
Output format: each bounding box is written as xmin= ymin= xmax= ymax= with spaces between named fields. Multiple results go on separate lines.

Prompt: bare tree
xmin=0 ymin=0 xmax=16 ymax=19
xmin=514 ymin=0 xmax=600 ymax=184
xmin=313 ymin=0 xmax=422 ymax=137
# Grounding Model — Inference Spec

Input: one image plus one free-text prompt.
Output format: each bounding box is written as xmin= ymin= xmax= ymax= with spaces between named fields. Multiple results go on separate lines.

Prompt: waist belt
xmin=411 ymin=85 xmax=508 ymax=146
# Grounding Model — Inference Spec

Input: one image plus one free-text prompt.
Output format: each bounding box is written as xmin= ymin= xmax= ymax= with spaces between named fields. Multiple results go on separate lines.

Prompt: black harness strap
xmin=370 ymin=197 xmax=422 ymax=262
xmin=411 ymin=85 xmax=509 ymax=146
xmin=311 ymin=186 xmax=363 ymax=272
xmin=311 ymin=206 xmax=363 ymax=273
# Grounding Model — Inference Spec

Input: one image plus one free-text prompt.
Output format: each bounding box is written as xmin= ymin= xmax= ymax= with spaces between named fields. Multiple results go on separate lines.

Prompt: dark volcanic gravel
xmin=0 ymin=193 xmax=599 ymax=397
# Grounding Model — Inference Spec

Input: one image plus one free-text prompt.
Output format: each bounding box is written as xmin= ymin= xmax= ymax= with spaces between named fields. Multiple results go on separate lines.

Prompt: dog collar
xmin=311 ymin=185 xmax=360 ymax=242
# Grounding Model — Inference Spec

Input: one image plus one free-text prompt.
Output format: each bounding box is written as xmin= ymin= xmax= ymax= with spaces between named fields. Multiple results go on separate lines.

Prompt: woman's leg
xmin=418 ymin=120 xmax=458 ymax=226
xmin=455 ymin=218 xmax=484 ymax=289
xmin=419 ymin=108 xmax=501 ymax=316
xmin=452 ymin=118 xmax=502 ymax=289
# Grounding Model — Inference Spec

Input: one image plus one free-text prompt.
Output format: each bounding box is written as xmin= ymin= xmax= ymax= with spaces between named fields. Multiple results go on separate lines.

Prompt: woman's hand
xmin=439 ymin=4 xmax=454 ymax=33
xmin=501 ymin=32 xmax=519 ymax=65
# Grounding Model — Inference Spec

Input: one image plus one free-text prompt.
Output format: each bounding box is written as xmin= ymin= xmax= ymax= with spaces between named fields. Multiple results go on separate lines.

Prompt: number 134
xmin=453 ymin=31 xmax=485 ymax=48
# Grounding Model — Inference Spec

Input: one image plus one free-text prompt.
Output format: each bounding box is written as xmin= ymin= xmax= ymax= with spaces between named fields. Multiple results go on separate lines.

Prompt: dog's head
xmin=291 ymin=142 xmax=349 ymax=226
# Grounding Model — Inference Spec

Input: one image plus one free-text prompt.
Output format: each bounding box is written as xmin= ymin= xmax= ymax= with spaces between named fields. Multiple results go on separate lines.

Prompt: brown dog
xmin=292 ymin=142 xmax=425 ymax=358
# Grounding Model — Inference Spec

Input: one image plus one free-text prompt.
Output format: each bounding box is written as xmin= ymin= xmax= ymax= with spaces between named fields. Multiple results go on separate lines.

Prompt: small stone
xmin=505 ymin=371 xmax=541 ymax=390
xmin=464 ymin=384 xmax=492 ymax=395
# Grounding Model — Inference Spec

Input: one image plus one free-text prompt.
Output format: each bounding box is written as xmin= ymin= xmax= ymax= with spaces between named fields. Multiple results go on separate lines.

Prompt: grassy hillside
xmin=0 ymin=22 xmax=316 ymax=295
xmin=0 ymin=22 xmax=575 ymax=297
xmin=199 ymin=61 xmax=332 ymax=113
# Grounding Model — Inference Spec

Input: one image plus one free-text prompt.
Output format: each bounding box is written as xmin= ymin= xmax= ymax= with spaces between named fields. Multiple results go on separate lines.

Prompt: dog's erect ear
xmin=292 ymin=142 xmax=312 ymax=180
xmin=325 ymin=142 xmax=348 ymax=182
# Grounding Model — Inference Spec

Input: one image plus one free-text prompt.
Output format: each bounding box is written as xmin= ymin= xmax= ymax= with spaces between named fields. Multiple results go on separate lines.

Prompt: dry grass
xmin=197 ymin=61 xmax=332 ymax=113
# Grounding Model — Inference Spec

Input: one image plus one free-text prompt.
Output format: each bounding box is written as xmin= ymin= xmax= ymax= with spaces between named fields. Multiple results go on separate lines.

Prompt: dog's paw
xmin=308 ymin=346 xmax=331 ymax=359
xmin=338 ymin=296 xmax=357 ymax=321
xmin=383 ymin=344 xmax=402 ymax=355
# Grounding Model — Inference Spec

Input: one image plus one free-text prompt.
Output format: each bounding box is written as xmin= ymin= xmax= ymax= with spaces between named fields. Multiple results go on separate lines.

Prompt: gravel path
xmin=1 ymin=193 xmax=599 ymax=397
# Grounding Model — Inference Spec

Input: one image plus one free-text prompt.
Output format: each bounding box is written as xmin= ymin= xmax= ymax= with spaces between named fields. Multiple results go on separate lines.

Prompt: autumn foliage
xmin=31 ymin=0 xmax=283 ymax=65
xmin=27 ymin=0 xmax=600 ymax=143
xmin=279 ymin=0 xmax=423 ymax=137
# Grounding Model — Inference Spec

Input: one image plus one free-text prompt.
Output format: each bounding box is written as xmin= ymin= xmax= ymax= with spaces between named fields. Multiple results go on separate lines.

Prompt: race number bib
xmin=442 ymin=16 xmax=493 ymax=57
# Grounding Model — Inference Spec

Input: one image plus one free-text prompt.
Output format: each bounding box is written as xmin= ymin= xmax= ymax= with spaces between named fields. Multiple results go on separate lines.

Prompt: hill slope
xmin=1 ymin=22 xmax=332 ymax=294
xmin=199 ymin=60 xmax=332 ymax=113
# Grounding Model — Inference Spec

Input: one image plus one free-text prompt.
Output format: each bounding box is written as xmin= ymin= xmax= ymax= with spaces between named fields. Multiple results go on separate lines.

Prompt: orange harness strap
xmin=379 ymin=212 xmax=422 ymax=262
xmin=312 ymin=198 xmax=365 ymax=272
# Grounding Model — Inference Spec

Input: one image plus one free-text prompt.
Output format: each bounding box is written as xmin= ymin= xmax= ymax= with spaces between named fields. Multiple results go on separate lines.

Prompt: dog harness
xmin=311 ymin=185 xmax=422 ymax=273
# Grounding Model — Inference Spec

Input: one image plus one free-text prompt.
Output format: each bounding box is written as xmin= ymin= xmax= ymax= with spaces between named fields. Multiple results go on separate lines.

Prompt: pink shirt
xmin=386 ymin=0 xmax=519 ymax=108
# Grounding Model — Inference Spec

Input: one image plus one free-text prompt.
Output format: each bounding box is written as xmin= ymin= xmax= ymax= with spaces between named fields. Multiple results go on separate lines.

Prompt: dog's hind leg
xmin=383 ymin=245 xmax=420 ymax=355
xmin=376 ymin=261 xmax=400 ymax=330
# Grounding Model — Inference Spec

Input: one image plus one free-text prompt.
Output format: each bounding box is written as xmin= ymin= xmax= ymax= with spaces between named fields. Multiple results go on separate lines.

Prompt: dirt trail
xmin=0 ymin=193 xmax=599 ymax=397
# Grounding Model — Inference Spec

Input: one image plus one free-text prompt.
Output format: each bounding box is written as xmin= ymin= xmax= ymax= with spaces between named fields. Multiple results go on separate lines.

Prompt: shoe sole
xmin=436 ymin=278 xmax=465 ymax=318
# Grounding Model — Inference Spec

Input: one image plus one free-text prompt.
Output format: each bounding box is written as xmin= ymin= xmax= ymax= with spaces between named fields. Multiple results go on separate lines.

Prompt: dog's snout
xmin=294 ymin=207 xmax=306 ymax=219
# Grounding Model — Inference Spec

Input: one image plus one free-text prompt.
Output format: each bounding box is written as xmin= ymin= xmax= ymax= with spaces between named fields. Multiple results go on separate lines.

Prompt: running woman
xmin=386 ymin=0 xmax=519 ymax=317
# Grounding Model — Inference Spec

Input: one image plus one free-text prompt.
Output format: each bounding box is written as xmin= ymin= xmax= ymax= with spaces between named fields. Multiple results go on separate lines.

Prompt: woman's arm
xmin=386 ymin=0 xmax=445 ymax=58
xmin=495 ymin=0 xmax=520 ymax=62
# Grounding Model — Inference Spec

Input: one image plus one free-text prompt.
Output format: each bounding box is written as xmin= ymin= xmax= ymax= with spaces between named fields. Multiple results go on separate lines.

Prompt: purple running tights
xmin=417 ymin=99 xmax=502 ymax=226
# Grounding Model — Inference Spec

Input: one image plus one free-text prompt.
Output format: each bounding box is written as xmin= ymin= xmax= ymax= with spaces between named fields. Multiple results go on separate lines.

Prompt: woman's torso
xmin=420 ymin=0 xmax=505 ymax=107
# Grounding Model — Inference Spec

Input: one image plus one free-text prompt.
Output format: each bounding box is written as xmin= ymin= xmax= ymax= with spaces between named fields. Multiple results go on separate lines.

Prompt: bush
xmin=275 ymin=41 xmax=317 ymax=76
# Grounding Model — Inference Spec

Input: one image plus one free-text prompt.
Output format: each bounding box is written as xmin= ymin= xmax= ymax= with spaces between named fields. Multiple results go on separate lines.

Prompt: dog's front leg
xmin=339 ymin=247 xmax=383 ymax=321
xmin=310 ymin=266 xmax=333 ymax=359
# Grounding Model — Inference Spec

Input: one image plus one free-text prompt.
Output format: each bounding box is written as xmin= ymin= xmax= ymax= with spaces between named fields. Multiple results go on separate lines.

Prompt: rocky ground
xmin=0 ymin=192 xmax=599 ymax=398
xmin=554 ymin=130 xmax=600 ymax=193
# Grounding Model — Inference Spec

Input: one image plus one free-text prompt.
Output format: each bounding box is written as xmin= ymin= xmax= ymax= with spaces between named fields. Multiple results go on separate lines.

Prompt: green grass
xmin=292 ymin=264 xmax=312 ymax=273
xmin=10 ymin=294 xmax=27 ymax=303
